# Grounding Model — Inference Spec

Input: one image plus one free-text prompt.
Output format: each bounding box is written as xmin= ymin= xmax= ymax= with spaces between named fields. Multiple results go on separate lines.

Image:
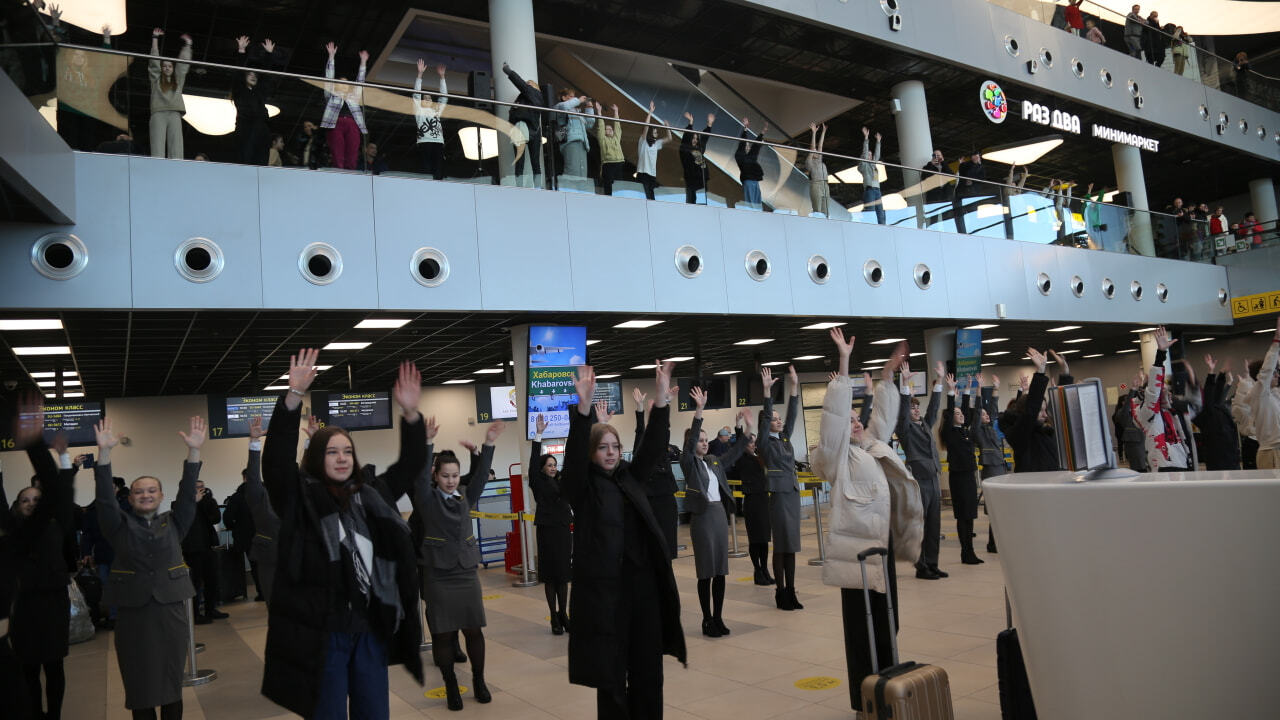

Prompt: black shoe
xmin=454 ymin=648 xmax=468 ymax=664
xmin=194 ymin=614 xmax=214 ymax=625
xmin=443 ymin=673 xmax=463 ymax=711
xmin=762 ymin=569 xmax=776 ymax=585
xmin=915 ymin=567 xmax=940 ymax=580
xmin=775 ymin=588 xmax=794 ymax=610
xmin=986 ymin=542 xmax=998 ymax=554
xmin=702 ymin=618 xmax=721 ymax=637
xmin=787 ymin=588 xmax=804 ymax=610
xmin=714 ymin=618 xmax=731 ymax=636
xmin=929 ymin=566 xmax=950 ymax=578
xmin=253 ymin=595 xmax=265 ymax=602
xmin=753 ymin=567 xmax=768 ymax=585
xmin=961 ymin=554 xmax=985 ymax=565
xmin=558 ymin=610 xmax=570 ymax=633
xmin=472 ymin=673 xmax=492 ymax=704
xmin=208 ymin=609 xmax=230 ymax=619
xmin=551 ymin=614 xmax=564 ymax=635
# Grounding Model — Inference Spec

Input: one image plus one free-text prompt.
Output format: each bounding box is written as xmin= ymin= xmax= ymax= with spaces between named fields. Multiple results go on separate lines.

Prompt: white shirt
xmin=635 ymin=136 xmax=665 ymax=176
xmin=700 ymin=458 xmax=721 ymax=502
xmin=1251 ymin=340 xmax=1280 ymax=450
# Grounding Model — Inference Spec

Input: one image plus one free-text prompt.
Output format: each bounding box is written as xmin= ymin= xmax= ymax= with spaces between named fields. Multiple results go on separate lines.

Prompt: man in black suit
xmin=181 ymin=480 xmax=227 ymax=622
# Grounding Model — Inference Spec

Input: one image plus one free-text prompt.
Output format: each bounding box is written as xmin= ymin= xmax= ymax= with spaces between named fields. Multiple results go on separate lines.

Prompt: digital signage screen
xmin=526 ymin=325 xmax=587 ymax=439
xmin=0 ymin=399 xmax=105 ymax=447
xmin=315 ymin=391 xmax=393 ymax=432
xmin=475 ymin=385 xmax=518 ymax=423
xmin=208 ymin=395 xmax=279 ymax=439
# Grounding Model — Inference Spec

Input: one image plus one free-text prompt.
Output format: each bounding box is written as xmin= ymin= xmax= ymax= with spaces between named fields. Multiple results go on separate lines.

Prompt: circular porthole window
xmin=1218 ymin=288 xmax=1228 ymax=306
xmin=745 ymin=250 xmax=771 ymax=282
xmin=1130 ymin=281 xmax=1143 ymax=301
xmin=298 ymin=242 xmax=343 ymax=286
xmin=410 ymin=247 xmax=450 ymax=287
xmin=1004 ymin=35 xmax=1020 ymax=57
xmin=1036 ymin=272 xmax=1052 ymax=296
xmin=1238 ymin=118 xmax=1249 ymax=133
xmin=674 ymin=244 xmax=703 ymax=279
xmin=1198 ymin=105 xmax=1209 ymax=120
xmin=174 ymin=237 xmax=224 ymax=283
xmin=1102 ymin=277 xmax=1116 ymax=299
xmin=863 ymin=259 xmax=883 ymax=287
xmin=1071 ymin=275 xmax=1085 ymax=298
xmin=807 ymin=254 xmax=830 ymax=285
xmin=1039 ymin=48 xmax=1053 ymax=67
xmin=1100 ymin=69 xmax=1113 ymax=87
xmin=1257 ymin=126 xmax=1266 ymax=140
xmin=1218 ymin=112 xmax=1229 ymax=127
xmin=1156 ymin=283 xmax=1168 ymax=302
xmin=1071 ymin=58 xmax=1085 ymax=77
xmin=913 ymin=263 xmax=932 ymax=290
xmin=1127 ymin=79 xmax=1140 ymax=97
xmin=30 ymin=232 xmax=88 ymax=281
xmin=879 ymin=0 xmax=899 ymax=15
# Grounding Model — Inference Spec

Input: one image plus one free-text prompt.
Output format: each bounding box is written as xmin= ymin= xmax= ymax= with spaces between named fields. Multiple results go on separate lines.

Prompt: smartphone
xmin=80 ymin=453 xmax=96 ymax=469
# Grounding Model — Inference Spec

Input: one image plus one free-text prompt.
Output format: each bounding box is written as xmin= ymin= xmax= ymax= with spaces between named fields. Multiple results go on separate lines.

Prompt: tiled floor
xmin=65 ymin=510 xmax=1005 ymax=719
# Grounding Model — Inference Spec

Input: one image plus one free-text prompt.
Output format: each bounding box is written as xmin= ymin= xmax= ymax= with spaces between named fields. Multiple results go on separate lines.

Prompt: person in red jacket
xmin=1064 ymin=0 xmax=1085 ymax=35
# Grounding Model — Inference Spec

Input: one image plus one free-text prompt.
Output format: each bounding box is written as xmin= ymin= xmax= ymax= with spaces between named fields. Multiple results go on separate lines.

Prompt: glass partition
xmin=3 ymin=37 xmax=1269 ymax=267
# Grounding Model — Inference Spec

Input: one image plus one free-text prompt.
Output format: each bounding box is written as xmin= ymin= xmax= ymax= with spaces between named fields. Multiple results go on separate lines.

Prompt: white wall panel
xmin=473 ymin=186 xmax=572 ymax=311
xmin=130 ymin=157 xmax=264 ymax=309
xmin=939 ymin=233 xmax=993 ymax=320
xmin=844 ymin=222 xmax=902 ymax=318
xmin=1051 ymin=243 xmax=1101 ymax=320
xmin=258 ymin=167 xmax=378 ymax=309
xmin=647 ymin=201 xmax=729 ymax=314
xmin=1018 ymin=242 xmax=1065 ymax=321
xmin=893 ymin=226 xmax=950 ymax=318
xmin=783 ymin=216 xmax=852 ymax=318
xmin=566 ymin=193 xmax=656 ymax=312
xmin=980 ymin=236 xmax=1031 ymax=320
xmin=371 ymin=177 xmax=483 ymax=311
xmin=719 ymin=208 xmax=794 ymax=315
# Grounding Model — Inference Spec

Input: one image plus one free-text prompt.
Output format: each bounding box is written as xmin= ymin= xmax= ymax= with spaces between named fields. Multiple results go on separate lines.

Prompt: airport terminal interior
xmin=1 ymin=0 xmax=1279 ymax=719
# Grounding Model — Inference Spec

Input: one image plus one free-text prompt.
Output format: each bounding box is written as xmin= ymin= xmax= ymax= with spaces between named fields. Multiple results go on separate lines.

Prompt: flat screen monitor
xmin=676 ymin=377 xmax=730 ymax=411
xmin=592 ymin=380 xmax=624 ymax=416
xmin=525 ymin=325 xmax=588 ymax=439
xmin=475 ymin=385 xmax=518 ymax=423
xmin=0 ymin=399 xmax=105 ymax=447
xmin=315 ymin=391 xmax=393 ymax=432
xmin=208 ymin=394 xmax=279 ymax=439
xmin=735 ymin=373 xmax=786 ymax=407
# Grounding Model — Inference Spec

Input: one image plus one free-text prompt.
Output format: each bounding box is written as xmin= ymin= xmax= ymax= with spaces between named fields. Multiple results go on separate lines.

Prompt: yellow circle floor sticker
xmin=794 ymin=676 xmax=841 ymax=690
xmin=482 ymin=594 xmax=502 ymax=600
xmin=737 ymin=576 xmax=755 ymax=582
xmin=426 ymin=685 xmax=469 ymax=698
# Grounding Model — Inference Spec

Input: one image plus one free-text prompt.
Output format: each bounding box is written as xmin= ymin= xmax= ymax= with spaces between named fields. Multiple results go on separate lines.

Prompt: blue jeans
xmin=742 ymin=179 xmax=761 ymax=206
xmin=863 ymin=187 xmax=886 ymax=225
xmin=314 ymin=631 xmax=389 ymax=720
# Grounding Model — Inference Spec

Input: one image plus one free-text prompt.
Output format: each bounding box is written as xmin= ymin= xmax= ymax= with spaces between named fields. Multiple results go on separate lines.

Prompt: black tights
xmin=696 ymin=575 xmax=726 ymax=620
xmin=748 ymin=543 xmax=770 ymax=573
xmin=131 ymin=700 xmax=182 ymax=720
xmin=433 ymin=628 xmax=485 ymax=680
xmin=543 ymin=581 xmax=568 ymax=616
xmin=773 ymin=551 xmax=797 ymax=589
xmin=23 ymin=660 xmax=65 ymax=720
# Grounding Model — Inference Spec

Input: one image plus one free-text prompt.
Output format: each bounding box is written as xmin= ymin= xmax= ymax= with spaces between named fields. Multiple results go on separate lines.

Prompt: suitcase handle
xmin=857 ymin=546 xmax=898 ymax=674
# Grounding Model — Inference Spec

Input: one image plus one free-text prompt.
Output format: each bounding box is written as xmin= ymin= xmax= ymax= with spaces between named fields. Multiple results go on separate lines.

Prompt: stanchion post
xmin=512 ymin=512 xmax=539 ymax=588
xmin=728 ymin=508 xmax=747 ymax=559
xmin=418 ymin=597 xmax=431 ymax=652
xmin=808 ymin=483 xmax=827 ymax=567
xmin=182 ymin=597 xmax=217 ymax=686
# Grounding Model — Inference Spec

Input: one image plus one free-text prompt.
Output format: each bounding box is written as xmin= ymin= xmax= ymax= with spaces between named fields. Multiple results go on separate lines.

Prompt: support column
xmin=1112 ymin=143 xmax=1154 ymax=257
xmin=489 ymin=0 xmax=539 ymax=187
xmin=922 ymin=327 xmax=956 ymax=383
xmin=891 ymin=80 xmax=934 ymax=228
xmin=1248 ymin=177 xmax=1278 ymax=228
xmin=1139 ymin=331 xmax=1156 ymax=370
xmin=509 ymin=324 xmax=535 ymax=572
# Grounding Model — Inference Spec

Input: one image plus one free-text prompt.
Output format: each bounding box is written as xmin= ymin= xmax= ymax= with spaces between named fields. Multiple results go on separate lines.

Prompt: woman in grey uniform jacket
xmin=530 ymin=414 xmax=572 ymax=636
xmin=681 ymin=389 xmax=750 ymax=637
xmin=974 ymin=375 xmax=1008 ymax=554
xmin=758 ymin=364 xmax=804 ymax=610
xmin=415 ymin=419 xmax=505 ymax=711
xmin=94 ymin=414 xmax=206 ymax=720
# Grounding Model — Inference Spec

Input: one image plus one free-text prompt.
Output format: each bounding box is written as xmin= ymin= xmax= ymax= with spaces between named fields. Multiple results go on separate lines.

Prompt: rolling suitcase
xmin=857 ymin=547 xmax=955 ymax=720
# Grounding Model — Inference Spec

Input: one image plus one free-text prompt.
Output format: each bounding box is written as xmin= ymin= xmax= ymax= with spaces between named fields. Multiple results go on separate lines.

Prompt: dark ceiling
xmin=0 ymin=310 xmax=1273 ymax=402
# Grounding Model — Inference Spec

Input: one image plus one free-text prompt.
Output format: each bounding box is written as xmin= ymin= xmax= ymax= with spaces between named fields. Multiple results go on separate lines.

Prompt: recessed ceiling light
xmin=862 ymin=359 xmax=890 ymax=365
xmin=1255 ymin=328 xmax=1274 ymax=334
xmin=761 ymin=361 xmax=789 ymax=366
xmin=30 ymin=372 xmax=55 ymax=378
xmin=981 ymin=362 xmax=996 ymax=367
xmin=632 ymin=364 xmax=658 ymax=370
xmin=986 ymin=351 xmax=1010 ymax=356
xmin=871 ymin=338 xmax=905 ymax=345
xmin=909 ymin=352 xmax=926 ymax=357
xmin=277 ymin=365 xmax=333 ymax=380
xmin=1131 ymin=327 xmax=1158 ymax=333
xmin=735 ymin=338 xmax=774 ymax=345
xmin=982 ymin=337 xmax=1009 ymax=344
xmin=323 ymin=342 xmax=371 ymax=351
xmin=0 ymin=319 xmax=63 ymax=330
xmin=596 ymin=373 xmax=620 ymax=379
xmin=664 ymin=356 xmax=694 ymax=362
xmin=586 ymin=339 xmax=601 ymax=345
xmin=793 ymin=355 xmax=823 ymax=360
xmin=614 ymin=320 xmax=664 ymax=329
xmin=1189 ymin=338 xmax=1214 ymax=343
xmin=1057 ymin=350 xmax=1080 ymax=355
xmin=64 ymin=379 xmax=82 ymax=386
xmin=1047 ymin=326 xmax=1080 ymax=332
xmin=44 ymin=393 xmax=56 ymax=399
xmin=443 ymin=379 xmax=475 ymax=384
xmin=36 ymin=381 xmax=55 ymax=387
xmin=965 ymin=324 xmax=998 ymax=330
xmin=1062 ymin=338 xmax=1092 ymax=344
xmin=473 ymin=368 xmax=505 ymax=374
xmin=714 ymin=370 xmax=741 ymax=375
xmin=354 ymin=318 xmax=411 ymax=329
xmin=13 ymin=346 xmax=71 ymax=355
xmin=63 ymin=392 xmax=84 ymax=398
xmin=801 ymin=322 xmax=846 ymax=330
xmin=264 ymin=384 xmax=290 ymax=390
xmin=1132 ymin=339 xmax=1142 ymax=343
xmin=63 ymin=371 xmax=77 ymax=377
xmin=1117 ymin=349 xmax=1138 ymax=354
xmin=1083 ymin=354 xmax=1103 ymax=358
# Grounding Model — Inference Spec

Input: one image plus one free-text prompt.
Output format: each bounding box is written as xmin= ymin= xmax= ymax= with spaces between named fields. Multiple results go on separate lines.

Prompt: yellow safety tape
xmin=470 ymin=510 xmax=519 ymax=520
xmin=674 ymin=491 xmax=687 ymax=498
xmin=732 ymin=491 xmax=744 ymax=498
xmin=727 ymin=479 xmax=743 ymax=485
xmin=800 ymin=490 xmax=814 ymax=497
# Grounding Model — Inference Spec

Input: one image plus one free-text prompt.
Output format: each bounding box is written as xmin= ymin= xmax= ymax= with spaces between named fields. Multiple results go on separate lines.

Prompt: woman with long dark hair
xmin=261 ymin=350 xmax=427 ymax=719
xmin=759 ymin=364 xmax=803 ymax=609
xmin=939 ymin=374 xmax=982 ymax=565
xmin=530 ymin=413 xmax=572 ymax=636
xmin=564 ymin=363 xmax=686 ymax=718
xmin=732 ymin=420 xmax=772 ymax=585
xmin=147 ymin=28 xmax=191 ymax=159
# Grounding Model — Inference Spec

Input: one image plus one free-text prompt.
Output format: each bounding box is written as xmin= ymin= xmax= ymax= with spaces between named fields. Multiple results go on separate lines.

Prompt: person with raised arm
xmin=634 ymin=100 xmax=672 ymax=200
xmin=563 ymin=363 xmax=686 ymax=718
xmin=806 ymin=122 xmax=830 ymax=216
xmin=973 ymin=374 xmax=1008 ymax=553
xmin=593 ymin=101 xmax=625 ymax=196
xmin=260 ymin=350 xmax=427 ymax=719
xmin=242 ymin=415 xmax=280 ymax=602
xmin=941 ymin=374 xmax=982 ymax=565
xmin=680 ymin=111 xmax=714 ymax=204
xmin=1247 ymin=316 xmax=1280 ymax=469
xmin=413 ymin=59 xmax=449 ymax=179
xmin=1010 ymin=348 xmax=1075 ymax=473
xmin=811 ymin=330 xmax=922 ymax=709
xmin=759 ymin=363 xmax=804 ymax=609
xmin=147 ymin=28 xmax=192 ymax=159
xmin=232 ymin=35 xmax=281 ymax=165
xmin=321 ymin=43 xmax=369 ymax=170
xmin=1196 ymin=355 xmax=1241 ymax=471
xmin=554 ymin=87 xmax=595 ymax=178
xmin=735 ymin=117 xmax=767 ymax=207
xmin=530 ymin=413 xmax=573 ymax=636
xmin=681 ymin=389 xmax=750 ymax=637
xmin=896 ymin=358 xmax=946 ymax=580
xmin=732 ymin=412 xmax=773 ymax=585
xmin=1136 ymin=328 xmax=1193 ymax=472
xmin=501 ymin=61 xmax=549 ymax=184
xmin=633 ymin=386 xmax=681 ymax=561
xmin=859 ymin=126 xmax=885 ymax=224
xmin=93 ymin=413 xmax=205 ymax=720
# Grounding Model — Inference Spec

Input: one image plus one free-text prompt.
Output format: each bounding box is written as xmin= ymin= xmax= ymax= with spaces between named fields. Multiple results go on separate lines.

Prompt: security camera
xmin=889 ymin=13 xmax=902 ymax=31
xmin=3 ymin=380 xmax=16 ymax=391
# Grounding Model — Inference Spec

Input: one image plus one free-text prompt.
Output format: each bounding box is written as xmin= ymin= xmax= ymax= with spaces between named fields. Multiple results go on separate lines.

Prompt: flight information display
xmin=0 ymin=400 xmax=105 ymax=448
xmin=316 ymin=391 xmax=393 ymax=432
xmin=207 ymin=395 xmax=279 ymax=439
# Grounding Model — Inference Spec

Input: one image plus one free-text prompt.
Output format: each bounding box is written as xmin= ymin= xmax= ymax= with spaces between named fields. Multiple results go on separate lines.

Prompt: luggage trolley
xmin=473 ymin=476 xmax=512 ymax=567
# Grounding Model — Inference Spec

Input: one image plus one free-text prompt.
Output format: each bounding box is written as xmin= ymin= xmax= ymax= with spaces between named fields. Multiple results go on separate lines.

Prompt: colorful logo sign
xmin=980 ymin=80 xmax=1008 ymax=124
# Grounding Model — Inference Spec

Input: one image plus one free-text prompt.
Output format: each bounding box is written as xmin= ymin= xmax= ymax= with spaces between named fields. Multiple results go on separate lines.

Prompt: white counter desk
xmin=984 ymin=469 xmax=1280 ymax=720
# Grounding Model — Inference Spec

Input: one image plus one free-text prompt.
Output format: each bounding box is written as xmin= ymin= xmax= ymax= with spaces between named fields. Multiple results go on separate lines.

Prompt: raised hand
xmin=593 ymin=101 xmax=602 ymax=114
xmin=484 ymin=420 xmax=507 ymax=445
xmin=945 ymin=373 xmax=957 ymax=392
xmin=741 ymin=116 xmax=750 ymax=128
xmin=51 ymin=431 xmax=68 ymax=456
xmin=1019 ymin=374 xmax=1030 ymax=393
xmin=690 ymin=385 xmax=708 ymax=410
xmin=357 ymin=49 xmax=369 ymax=63
xmin=594 ymin=399 xmax=612 ymax=425
xmin=934 ymin=360 xmax=947 ymax=380
xmin=706 ymin=112 xmax=715 ymax=126
xmin=1204 ymin=353 xmax=1216 ymax=373
xmin=302 ymin=415 xmax=321 ymax=438
xmin=535 ymin=413 xmax=548 ymax=435
xmin=1154 ymin=326 xmax=1174 ymax=351
xmin=573 ymin=365 xmax=596 ymax=416
xmin=884 ymin=341 xmax=908 ymax=382
xmin=425 ymin=416 xmax=439 ymax=441
xmin=761 ymin=121 xmax=769 ymax=134
xmin=648 ymin=100 xmax=656 ymax=113
xmin=760 ymin=366 xmax=777 ymax=392
xmin=179 ymin=416 xmax=208 ymax=450
xmin=632 ymin=387 xmax=647 ymax=409
xmin=827 ymin=371 xmax=839 ymax=383
xmin=392 ymin=360 xmax=422 ymax=421
xmin=416 ymin=58 xmax=426 ymax=75
xmin=153 ymin=27 xmax=164 ymax=37
xmin=288 ymin=347 xmax=320 ymax=392
xmin=862 ymin=371 xmax=874 ymax=388
xmin=976 ymin=372 xmax=987 ymax=387
xmin=436 ymin=63 xmax=446 ymax=77
xmin=1218 ymin=358 xmax=1231 ymax=377
xmin=325 ymin=41 xmax=337 ymax=56
xmin=862 ymin=126 xmax=870 ymax=137
xmin=993 ymin=374 xmax=1001 ymax=390
xmin=249 ymin=415 xmax=265 ymax=440
xmin=654 ymin=361 xmax=675 ymax=408
xmin=829 ymin=327 xmax=855 ymax=357
xmin=459 ymin=439 xmax=477 ymax=455
xmin=1049 ymin=349 xmax=1069 ymax=376
xmin=609 ymin=103 xmax=619 ymax=116
xmin=1027 ymin=347 xmax=1047 ymax=374
xmin=683 ymin=111 xmax=693 ymax=123
xmin=787 ymin=364 xmax=798 ymax=389
xmin=181 ymin=33 xmax=192 ymax=44
xmin=237 ymin=35 xmax=251 ymax=53
xmin=95 ymin=418 xmax=119 ymax=450
xmin=262 ymin=38 xmax=275 ymax=54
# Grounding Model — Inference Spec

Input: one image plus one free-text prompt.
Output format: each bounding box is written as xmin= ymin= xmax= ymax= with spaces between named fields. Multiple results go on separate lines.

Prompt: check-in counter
xmin=984 ymin=469 xmax=1280 ymax=719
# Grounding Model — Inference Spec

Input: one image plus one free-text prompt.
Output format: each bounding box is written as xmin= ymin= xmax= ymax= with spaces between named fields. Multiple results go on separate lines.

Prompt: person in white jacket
xmin=1246 ymin=316 xmax=1280 ymax=469
xmin=811 ymin=329 xmax=923 ymax=710
xmin=1137 ymin=327 xmax=1192 ymax=472
xmin=412 ymin=59 xmax=448 ymax=179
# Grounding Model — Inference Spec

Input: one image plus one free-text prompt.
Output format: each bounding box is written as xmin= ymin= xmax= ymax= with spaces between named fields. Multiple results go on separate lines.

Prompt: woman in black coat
xmin=939 ymin=375 xmax=982 ymax=565
xmin=679 ymin=111 xmax=714 ymax=204
xmin=4 ymin=399 xmax=73 ymax=720
xmin=1195 ymin=355 xmax=1241 ymax=471
xmin=564 ymin=364 xmax=686 ymax=718
xmin=732 ymin=422 xmax=773 ymax=586
xmin=261 ymin=351 xmax=427 ymax=719
xmin=530 ymin=413 xmax=572 ymax=635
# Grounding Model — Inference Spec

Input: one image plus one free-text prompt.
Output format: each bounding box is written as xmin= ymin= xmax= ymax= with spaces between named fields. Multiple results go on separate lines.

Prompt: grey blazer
xmin=680 ymin=417 xmax=746 ymax=517
xmin=895 ymin=383 xmax=942 ymax=476
xmin=242 ymin=448 xmax=280 ymax=566
xmin=759 ymin=393 xmax=800 ymax=493
xmin=414 ymin=443 xmax=493 ymax=571
xmin=95 ymin=461 xmax=199 ymax=608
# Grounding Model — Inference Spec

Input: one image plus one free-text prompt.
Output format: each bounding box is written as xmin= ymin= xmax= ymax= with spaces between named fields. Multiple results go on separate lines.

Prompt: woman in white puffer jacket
xmin=810 ymin=329 xmax=923 ymax=711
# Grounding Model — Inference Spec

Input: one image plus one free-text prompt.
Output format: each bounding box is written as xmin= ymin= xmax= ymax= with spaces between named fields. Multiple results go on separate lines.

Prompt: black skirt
xmin=10 ymin=586 xmax=69 ymax=663
xmin=536 ymin=525 xmax=572 ymax=583
xmin=742 ymin=492 xmax=771 ymax=545
xmin=948 ymin=470 xmax=979 ymax=520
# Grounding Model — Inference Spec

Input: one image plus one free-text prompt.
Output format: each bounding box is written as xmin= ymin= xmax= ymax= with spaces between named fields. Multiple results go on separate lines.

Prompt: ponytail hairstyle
xmin=432 ymin=449 xmax=461 ymax=486
xmin=302 ymin=425 xmax=363 ymax=506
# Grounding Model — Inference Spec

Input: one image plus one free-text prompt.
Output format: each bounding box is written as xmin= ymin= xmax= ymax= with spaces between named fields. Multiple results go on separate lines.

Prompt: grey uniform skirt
xmin=421 ymin=565 xmax=486 ymax=634
xmin=742 ymin=492 xmax=771 ymax=545
xmin=116 ymin=599 xmax=187 ymax=709
xmin=769 ymin=489 xmax=802 ymax=552
xmin=690 ymin=501 xmax=730 ymax=579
